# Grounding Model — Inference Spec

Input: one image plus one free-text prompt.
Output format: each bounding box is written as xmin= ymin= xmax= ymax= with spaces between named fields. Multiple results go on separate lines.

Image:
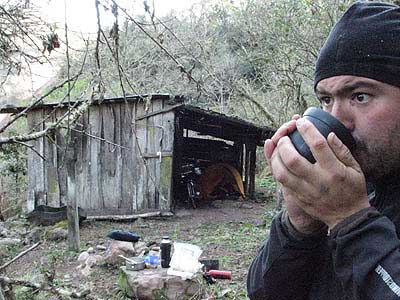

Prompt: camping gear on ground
xmin=27 ymin=205 xmax=87 ymax=226
xmin=160 ymin=236 xmax=172 ymax=268
xmin=107 ymin=230 xmax=140 ymax=242
xmin=199 ymin=259 xmax=219 ymax=271
xmin=144 ymin=253 xmax=160 ymax=267
xmin=206 ymin=270 xmax=232 ymax=280
xmin=167 ymin=242 xmax=203 ymax=280
xmin=121 ymin=256 xmax=145 ymax=271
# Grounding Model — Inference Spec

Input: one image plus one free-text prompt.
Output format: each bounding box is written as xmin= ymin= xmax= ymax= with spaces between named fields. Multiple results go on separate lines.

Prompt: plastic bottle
xmin=160 ymin=236 xmax=172 ymax=268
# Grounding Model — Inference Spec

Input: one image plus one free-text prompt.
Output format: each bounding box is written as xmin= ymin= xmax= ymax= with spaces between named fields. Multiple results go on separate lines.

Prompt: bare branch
xmin=0 ymin=242 xmax=40 ymax=272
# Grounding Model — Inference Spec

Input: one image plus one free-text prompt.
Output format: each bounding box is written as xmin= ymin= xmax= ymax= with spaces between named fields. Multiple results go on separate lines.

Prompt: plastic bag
xmin=167 ymin=242 xmax=203 ymax=279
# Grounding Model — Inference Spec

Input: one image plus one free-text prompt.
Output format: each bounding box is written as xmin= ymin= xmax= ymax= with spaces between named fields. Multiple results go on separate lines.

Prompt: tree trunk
xmin=66 ymin=134 xmax=80 ymax=251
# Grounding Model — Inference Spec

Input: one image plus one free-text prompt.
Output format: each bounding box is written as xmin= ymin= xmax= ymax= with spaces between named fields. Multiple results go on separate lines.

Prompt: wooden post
xmin=66 ymin=135 xmax=80 ymax=252
xmin=248 ymin=143 xmax=257 ymax=199
xmin=171 ymin=114 xmax=183 ymax=209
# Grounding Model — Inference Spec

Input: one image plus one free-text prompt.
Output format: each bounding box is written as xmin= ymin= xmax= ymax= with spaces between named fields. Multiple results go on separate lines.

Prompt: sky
xmin=41 ymin=0 xmax=200 ymax=34
xmin=0 ymin=0 xmax=201 ymax=103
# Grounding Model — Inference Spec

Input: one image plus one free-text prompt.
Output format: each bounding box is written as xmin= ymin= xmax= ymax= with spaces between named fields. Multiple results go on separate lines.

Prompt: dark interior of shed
xmin=172 ymin=105 xmax=268 ymax=209
xmin=176 ymin=134 xmax=244 ymax=208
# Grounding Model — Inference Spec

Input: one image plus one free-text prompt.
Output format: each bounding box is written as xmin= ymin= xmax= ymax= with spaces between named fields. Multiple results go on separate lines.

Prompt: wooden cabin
xmin=1 ymin=95 xmax=273 ymax=216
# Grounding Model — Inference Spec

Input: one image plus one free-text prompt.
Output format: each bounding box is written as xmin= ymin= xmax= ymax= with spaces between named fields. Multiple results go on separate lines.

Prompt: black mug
xmin=288 ymin=107 xmax=356 ymax=163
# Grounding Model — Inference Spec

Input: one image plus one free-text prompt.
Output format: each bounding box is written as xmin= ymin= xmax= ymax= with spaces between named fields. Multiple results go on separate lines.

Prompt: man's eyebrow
xmin=316 ymin=81 xmax=382 ymax=96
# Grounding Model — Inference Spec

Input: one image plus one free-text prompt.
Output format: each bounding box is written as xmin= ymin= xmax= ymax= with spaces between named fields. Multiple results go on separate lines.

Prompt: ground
xmin=1 ymin=192 xmax=278 ymax=300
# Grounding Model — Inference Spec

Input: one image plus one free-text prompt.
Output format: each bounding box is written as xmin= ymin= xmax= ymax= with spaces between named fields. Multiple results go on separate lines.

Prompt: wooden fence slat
xmin=135 ymin=101 xmax=147 ymax=211
xmin=89 ymin=106 xmax=102 ymax=210
xmin=120 ymin=102 xmax=134 ymax=214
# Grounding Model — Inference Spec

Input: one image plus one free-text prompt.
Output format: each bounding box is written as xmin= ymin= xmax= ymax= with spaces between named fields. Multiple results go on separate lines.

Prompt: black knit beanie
xmin=314 ymin=1 xmax=400 ymax=90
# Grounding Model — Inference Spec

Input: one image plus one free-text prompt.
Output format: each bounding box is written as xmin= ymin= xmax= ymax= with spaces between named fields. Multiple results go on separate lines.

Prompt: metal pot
xmin=126 ymin=256 xmax=145 ymax=271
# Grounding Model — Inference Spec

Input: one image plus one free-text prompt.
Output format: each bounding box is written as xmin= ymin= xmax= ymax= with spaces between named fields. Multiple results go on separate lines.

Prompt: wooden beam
xmin=87 ymin=211 xmax=174 ymax=221
xmin=135 ymin=104 xmax=183 ymax=121
xmin=142 ymin=152 xmax=173 ymax=159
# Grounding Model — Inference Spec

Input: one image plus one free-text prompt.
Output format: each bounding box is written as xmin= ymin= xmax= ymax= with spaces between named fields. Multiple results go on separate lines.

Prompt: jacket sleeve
xmin=330 ymin=207 xmax=400 ymax=299
xmin=247 ymin=211 xmax=327 ymax=300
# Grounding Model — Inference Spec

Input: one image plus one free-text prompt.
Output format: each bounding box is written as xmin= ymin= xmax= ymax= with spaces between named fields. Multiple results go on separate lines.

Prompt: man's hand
xmin=269 ymin=117 xmax=370 ymax=229
xmin=265 ymin=116 xmax=324 ymax=234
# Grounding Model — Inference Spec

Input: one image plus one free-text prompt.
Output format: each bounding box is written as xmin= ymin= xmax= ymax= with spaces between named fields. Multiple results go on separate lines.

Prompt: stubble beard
xmin=353 ymin=134 xmax=400 ymax=182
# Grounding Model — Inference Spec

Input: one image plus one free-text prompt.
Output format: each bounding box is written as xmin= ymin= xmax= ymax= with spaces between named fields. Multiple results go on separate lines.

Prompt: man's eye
xmin=353 ymin=93 xmax=371 ymax=103
xmin=319 ymin=97 xmax=332 ymax=106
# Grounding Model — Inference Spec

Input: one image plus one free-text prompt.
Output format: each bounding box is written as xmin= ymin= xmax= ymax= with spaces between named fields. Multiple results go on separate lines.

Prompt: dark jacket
xmin=247 ymin=177 xmax=400 ymax=300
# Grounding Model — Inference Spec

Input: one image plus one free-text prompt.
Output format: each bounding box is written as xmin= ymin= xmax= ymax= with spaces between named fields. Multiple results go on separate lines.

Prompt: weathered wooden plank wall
xmin=135 ymin=99 xmax=175 ymax=211
xmin=26 ymin=98 xmax=174 ymax=215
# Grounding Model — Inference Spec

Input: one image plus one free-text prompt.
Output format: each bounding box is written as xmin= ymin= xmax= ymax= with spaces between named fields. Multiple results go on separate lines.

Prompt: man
xmin=247 ymin=2 xmax=400 ymax=300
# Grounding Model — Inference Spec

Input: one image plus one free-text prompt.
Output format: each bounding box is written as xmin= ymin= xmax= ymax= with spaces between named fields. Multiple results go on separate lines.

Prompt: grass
xmin=3 ymin=191 xmax=279 ymax=300
xmin=257 ymin=175 xmax=277 ymax=190
xmin=187 ymin=219 xmax=272 ymax=299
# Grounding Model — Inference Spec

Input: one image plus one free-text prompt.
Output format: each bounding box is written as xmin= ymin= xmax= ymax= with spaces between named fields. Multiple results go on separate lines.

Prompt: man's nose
xmin=330 ymin=103 xmax=355 ymax=131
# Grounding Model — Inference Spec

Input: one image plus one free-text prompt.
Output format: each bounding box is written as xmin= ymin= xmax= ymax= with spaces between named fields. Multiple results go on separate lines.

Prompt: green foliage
xmin=0 ymin=244 xmax=23 ymax=264
xmin=258 ymin=176 xmax=277 ymax=190
xmin=0 ymin=118 xmax=28 ymax=216
xmin=43 ymin=77 xmax=90 ymax=103
xmin=14 ymin=286 xmax=35 ymax=300
xmin=61 ymin=0 xmax=357 ymax=129
xmin=193 ymin=221 xmax=267 ymax=270
xmin=206 ymin=284 xmax=248 ymax=299
xmin=0 ymin=128 xmax=27 ymax=178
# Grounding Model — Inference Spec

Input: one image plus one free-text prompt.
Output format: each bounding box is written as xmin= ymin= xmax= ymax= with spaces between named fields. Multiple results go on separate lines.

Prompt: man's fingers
xmin=296 ymin=118 xmax=337 ymax=167
xmin=327 ymin=132 xmax=360 ymax=170
xmin=265 ymin=117 xmax=301 ymax=162
xmin=291 ymin=114 xmax=301 ymax=121
xmin=264 ymin=139 xmax=275 ymax=162
xmin=271 ymin=119 xmax=297 ymax=145
xmin=270 ymin=146 xmax=309 ymax=191
xmin=276 ymin=136 xmax=311 ymax=177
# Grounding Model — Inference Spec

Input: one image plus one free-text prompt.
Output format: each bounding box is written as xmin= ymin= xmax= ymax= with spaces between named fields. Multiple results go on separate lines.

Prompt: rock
xmin=0 ymin=238 xmax=21 ymax=246
xmin=103 ymin=240 xmax=136 ymax=266
xmin=240 ymin=203 xmax=253 ymax=209
xmin=46 ymin=228 xmax=68 ymax=241
xmin=85 ymin=254 xmax=102 ymax=267
xmin=80 ymin=265 xmax=92 ymax=277
xmin=119 ymin=267 xmax=204 ymax=300
xmin=87 ymin=247 xmax=95 ymax=254
xmin=26 ymin=227 xmax=44 ymax=243
xmin=0 ymin=227 xmax=10 ymax=237
xmin=78 ymin=251 xmax=90 ymax=262
xmin=134 ymin=241 xmax=148 ymax=255
xmin=64 ymin=274 xmax=72 ymax=284
xmin=96 ymin=245 xmax=107 ymax=251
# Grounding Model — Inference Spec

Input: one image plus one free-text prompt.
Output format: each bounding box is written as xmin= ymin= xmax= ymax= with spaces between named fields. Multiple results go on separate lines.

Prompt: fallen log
xmin=87 ymin=211 xmax=174 ymax=221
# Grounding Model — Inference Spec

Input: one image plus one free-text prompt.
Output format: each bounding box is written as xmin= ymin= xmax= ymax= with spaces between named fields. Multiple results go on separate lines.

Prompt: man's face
xmin=316 ymin=75 xmax=400 ymax=181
